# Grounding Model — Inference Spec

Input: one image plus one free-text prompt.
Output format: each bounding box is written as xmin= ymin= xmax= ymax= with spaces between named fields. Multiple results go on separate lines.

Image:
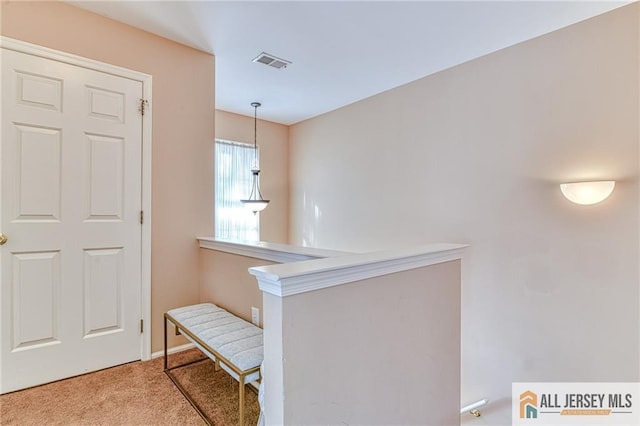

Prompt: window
xmin=215 ymin=139 xmax=259 ymax=241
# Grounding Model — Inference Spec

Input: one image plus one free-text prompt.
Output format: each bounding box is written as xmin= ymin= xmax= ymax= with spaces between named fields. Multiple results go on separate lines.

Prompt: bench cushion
xmin=167 ymin=303 xmax=263 ymax=382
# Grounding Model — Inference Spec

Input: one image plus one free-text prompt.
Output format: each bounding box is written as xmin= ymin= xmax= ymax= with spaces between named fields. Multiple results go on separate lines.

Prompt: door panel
xmin=13 ymin=124 xmax=62 ymax=222
xmin=12 ymin=251 xmax=60 ymax=350
xmin=86 ymin=86 xmax=125 ymax=122
xmin=83 ymin=247 xmax=124 ymax=337
xmin=1 ymin=48 xmax=143 ymax=393
xmin=84 ymin=133 xmax=124 ymax=221
xmin=16 ymin=71 xmax=63 ymax=112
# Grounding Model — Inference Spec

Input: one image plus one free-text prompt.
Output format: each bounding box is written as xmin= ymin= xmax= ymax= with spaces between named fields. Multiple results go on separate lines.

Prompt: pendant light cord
xmin=251 ymin=102 xmax=261 ymax=166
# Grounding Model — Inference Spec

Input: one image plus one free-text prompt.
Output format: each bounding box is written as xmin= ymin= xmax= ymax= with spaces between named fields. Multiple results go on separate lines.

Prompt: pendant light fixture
xmin=240 ymin=102 xmax=270 ymax=213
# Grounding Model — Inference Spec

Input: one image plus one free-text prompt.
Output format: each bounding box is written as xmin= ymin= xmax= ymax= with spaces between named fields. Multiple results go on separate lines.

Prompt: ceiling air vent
xmin=252 ymin=52 xmax=291 ymax=70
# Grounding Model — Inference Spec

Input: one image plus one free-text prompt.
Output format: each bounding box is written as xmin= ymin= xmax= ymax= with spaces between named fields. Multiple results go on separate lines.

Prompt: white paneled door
xmin=1 ymin=48 xmax=144 ymax=393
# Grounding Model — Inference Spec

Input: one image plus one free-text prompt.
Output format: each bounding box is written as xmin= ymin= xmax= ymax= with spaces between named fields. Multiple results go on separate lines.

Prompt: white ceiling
xmin=69 ymin=1 xmax=631 ymax=125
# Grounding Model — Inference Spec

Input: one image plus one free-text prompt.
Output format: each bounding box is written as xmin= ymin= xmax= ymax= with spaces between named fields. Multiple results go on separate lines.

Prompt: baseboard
xmin=150 ymin=343 xmax=195 ymax=359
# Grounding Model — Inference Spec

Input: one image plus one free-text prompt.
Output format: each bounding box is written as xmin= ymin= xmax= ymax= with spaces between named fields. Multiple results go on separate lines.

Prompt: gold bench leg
xmin=239 ymin=377 xmax=245 ymax=426
xmin=165 ymin=312 xmax=260 ymax=426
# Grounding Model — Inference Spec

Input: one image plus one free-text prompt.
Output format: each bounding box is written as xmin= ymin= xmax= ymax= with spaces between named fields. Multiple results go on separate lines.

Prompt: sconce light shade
xmin=560 ymin=181 xmax=615 ymax=205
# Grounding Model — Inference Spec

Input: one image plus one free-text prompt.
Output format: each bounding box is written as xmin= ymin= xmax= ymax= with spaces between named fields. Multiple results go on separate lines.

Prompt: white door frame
xmin=0 ymin=36 xmax=153 ymax=361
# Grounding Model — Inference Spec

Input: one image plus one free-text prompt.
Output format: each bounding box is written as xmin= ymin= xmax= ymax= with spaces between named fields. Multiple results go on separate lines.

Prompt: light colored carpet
xmin=0 ymin=348 xmax=259 ymax=426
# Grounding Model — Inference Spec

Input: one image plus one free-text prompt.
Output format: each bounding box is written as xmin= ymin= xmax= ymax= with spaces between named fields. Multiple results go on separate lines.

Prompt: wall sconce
xmin=560 ymin=181 xmax=615 ymax=205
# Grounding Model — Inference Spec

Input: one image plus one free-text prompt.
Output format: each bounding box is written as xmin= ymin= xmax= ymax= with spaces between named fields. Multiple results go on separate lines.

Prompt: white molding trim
xmin=197 ymin=237 xmax=347 ymax=263
xmin=1 ymin=36 xmax=154 ymax=361
xmin=151 ymin=343 xmax=195 ymax=360
xmin=0 ymin=36 xmax=149 ymax=81
xmin=140 ymin=78 xmax=153 ymax=361
xmin=249 ymin=244 xmax=468 ymax=297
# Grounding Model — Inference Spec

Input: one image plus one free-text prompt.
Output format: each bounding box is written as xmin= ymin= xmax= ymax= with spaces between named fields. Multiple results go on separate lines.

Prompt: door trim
xmin=0 ymin=36 xmax=153 ymax=361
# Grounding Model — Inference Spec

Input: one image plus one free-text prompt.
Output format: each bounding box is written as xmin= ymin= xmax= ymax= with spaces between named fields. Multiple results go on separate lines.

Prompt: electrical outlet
xmin=251 ymin=307 xmax=260 ymax=327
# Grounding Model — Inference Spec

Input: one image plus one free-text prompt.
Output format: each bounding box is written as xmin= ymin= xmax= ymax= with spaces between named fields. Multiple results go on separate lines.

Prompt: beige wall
xmin=215 ymin=109 xmax=289 ymax=243
xmin=263 ymin=261 xmax=461 ymax=425
xmin=289 ymin=4 xmax=639 ymax=423
xmin=1 ymin=1 xmax=216 ymax=353
xmin=199 ymin=249 xmax=274 ymax=324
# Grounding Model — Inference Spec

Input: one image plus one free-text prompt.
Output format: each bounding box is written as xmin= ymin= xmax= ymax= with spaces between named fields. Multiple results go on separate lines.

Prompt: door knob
xmin=0 ymin=234 xmax=7 ymax=245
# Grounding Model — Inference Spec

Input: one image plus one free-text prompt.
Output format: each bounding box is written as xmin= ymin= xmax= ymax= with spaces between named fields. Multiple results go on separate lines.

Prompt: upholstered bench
xmin=164 ymin=303 xmax=263 ymax=426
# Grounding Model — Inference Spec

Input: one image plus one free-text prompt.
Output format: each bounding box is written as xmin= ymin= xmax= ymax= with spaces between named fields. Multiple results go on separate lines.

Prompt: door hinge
xmin=139 ymin=99 xmax=149 ymax=116
xmin=140 ymin=210 xmax=144 ymax=225
xmin=140 ymin=319 xmax=144 ymax=333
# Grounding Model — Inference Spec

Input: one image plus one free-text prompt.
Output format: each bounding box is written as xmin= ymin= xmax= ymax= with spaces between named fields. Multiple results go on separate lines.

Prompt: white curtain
xmin=215 ymin=140 xmax=259 ymax=241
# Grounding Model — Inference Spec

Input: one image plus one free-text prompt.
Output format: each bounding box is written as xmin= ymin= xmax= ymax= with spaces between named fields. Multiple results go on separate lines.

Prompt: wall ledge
xmin=249 ymin=243 xmax=468 ymax=297
xmin=197 ymin=237 xmax=348 ymax=263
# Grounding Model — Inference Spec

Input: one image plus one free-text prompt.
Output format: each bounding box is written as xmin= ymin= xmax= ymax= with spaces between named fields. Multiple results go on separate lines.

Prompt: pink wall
xmin=199 ymin=249 xmax=274 ymax=324
xmin=1 ymin=1 xmax=215 ymax=353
